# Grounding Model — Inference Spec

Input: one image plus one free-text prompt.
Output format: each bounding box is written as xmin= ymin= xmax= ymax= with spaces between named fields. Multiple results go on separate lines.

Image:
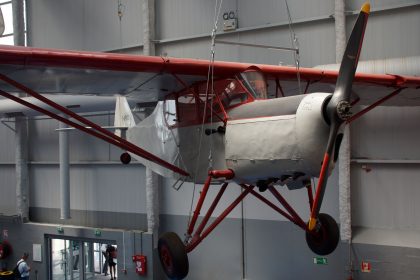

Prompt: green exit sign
xmin=57 ymin=226 xmax=64 ymax=234
xmin=94 ymin=229 xmax=101 ymax=236
xmin=314 ymin=257 xmax=328 ymax=265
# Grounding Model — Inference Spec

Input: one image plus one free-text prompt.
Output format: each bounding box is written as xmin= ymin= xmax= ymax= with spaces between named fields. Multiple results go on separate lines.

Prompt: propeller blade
xmin=308 ymin=123 xmax=339 ymax=231
xmin=327 ymin=2 xmax=370 ymax=123
xmin=308 ymin=2 xmax=370 ymax=231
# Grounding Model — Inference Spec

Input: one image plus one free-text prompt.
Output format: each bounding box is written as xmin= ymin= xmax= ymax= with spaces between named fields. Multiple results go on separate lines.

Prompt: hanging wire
xmin=186 ymin=0 xmax=224 ymax=239
xmin=284 ymin=0 xmax=302 ymax=94
xmin=117 ymin=0 xmax=125 ymax=49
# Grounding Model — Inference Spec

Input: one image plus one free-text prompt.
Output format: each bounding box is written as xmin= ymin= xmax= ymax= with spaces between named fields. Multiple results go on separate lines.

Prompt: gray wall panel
xmin=67 ymin=115 xmax=113 ymax=162
xmin=351 ymin=106 xmax=420 ymax=230
xmin=351 ymin=107 xmax=420 ymax=159
xmin=27 ymin=0 xmax=85 ymax=50
xmin=156 ymin=0 xmax=237 ymax=40
xmin=350 ymin=6 xmax=420 ymax=60
xmin=351 ymin=242 xmax=420 ymax=280
xmin=28 ymin=118 xmax=59 ymax=162
xmin=84 ymin=0 xmax=143 ymax=51
xmin=0 ymin=166 xmax=17 ymax=215
xmin=157 ymin=20 xmax=336 ymax=67
xmin=28 ymin=114 xmax=122 ymax=162
xmin=27 ymin=0 xmax=143 ymax=51
xmin=29 ymin=207 xmax=147 ymax=230
xmin=351 ymin=164 xmax=420 ymax=230
xmin=237 ymin=0 xmax=332 ymax=28
xmin=29 ymin=165 xmax=146 ymax=214
xmin=348 ymin=0 xmax=420 ymax=10
xmin=0 ymin=119 xmax=16 ymax=162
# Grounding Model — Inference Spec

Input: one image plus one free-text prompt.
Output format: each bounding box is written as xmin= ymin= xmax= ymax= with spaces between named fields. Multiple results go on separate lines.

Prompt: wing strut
xmin=0 ymin=73 xmax=190 ymax=177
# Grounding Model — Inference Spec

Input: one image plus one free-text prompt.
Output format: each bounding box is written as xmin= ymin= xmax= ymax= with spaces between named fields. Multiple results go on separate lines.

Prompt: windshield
xmin=239 ymin=70 xmax=268 ymax=99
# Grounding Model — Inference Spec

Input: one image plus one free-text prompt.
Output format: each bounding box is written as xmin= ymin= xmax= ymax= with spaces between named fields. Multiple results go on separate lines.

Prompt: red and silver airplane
xmin=0 ymin=2 xmax=420 ymax=279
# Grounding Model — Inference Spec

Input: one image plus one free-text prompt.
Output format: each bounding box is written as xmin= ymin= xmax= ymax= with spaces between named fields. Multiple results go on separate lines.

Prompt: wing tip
xmin=361 ymin=2 xmax=370 ymax=14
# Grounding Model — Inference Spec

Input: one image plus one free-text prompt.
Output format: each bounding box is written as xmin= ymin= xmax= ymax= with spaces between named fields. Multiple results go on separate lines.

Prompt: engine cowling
xmin=225 ymin=93 xmax=332 ymax=187
xmin=295 ymin=92 xmax=332 ymax=177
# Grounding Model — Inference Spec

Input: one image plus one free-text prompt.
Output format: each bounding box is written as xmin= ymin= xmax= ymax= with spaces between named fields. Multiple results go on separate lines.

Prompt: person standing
xmin=106 ymin=245 xmax=117 ymax=280
xmin=17 ymin=252 xmax=31 ymax=280
xmin=101 ymin=244 xmax=109 ymax=276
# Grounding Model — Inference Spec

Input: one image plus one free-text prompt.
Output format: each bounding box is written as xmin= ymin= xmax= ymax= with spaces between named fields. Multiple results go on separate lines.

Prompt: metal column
xmin=142 ymin=0 xmax=160 ymax=248
xmin=335 ymin=0 xmax=352 ymax=242
xmin=59 ymin=119 xmax=71 ymax=220
xmin=13 ymin=0 xmax=28 ymax=222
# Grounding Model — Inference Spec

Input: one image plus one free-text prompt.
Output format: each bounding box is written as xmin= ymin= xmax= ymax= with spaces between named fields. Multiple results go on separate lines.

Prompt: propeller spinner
xmin=308 ymin=2 xmax=370 ymax=231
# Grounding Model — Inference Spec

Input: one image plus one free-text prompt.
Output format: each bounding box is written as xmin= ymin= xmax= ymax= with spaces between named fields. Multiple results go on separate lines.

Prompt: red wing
xmin=0 ymin=44 xmax=419 ymax=105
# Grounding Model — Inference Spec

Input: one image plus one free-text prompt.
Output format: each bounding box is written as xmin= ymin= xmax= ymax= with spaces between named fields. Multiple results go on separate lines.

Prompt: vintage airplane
xmin=0 ymin=2 xmax=420 ymax=279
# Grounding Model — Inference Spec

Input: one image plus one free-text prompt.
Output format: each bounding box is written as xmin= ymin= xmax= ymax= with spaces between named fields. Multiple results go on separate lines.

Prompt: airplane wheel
xmin=305 ymin=213 xmax=339 ymax=256
xmin=120 ymin=152 xmax=131 ymax=164
xmin=158 ymin=232 xmax=189 ymax=280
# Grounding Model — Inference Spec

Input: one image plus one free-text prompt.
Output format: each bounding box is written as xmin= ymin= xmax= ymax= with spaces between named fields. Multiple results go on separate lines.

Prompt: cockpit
xmin=164 ymin=68 xmax=267 ymax=127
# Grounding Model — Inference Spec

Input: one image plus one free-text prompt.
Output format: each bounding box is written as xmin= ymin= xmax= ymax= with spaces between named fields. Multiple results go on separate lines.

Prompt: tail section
xmin=114 ymin=96 xmax=136 ymax=138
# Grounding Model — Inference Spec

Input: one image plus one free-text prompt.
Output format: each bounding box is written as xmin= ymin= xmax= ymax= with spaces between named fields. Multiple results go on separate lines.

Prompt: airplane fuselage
xmin=128 ymin=92 xmax=335 ymax=189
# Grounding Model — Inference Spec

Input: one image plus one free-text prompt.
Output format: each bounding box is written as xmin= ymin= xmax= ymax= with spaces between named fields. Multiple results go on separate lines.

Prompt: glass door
xmin=70 ymin=240 xmax=82 ymax=280
xmin=51 ymin=239 xmax=67 ymax=280
xmin=83 ymin=242 xmax=94 ymax=280
xmin=49 ymin=238 xmax=117 ymax=280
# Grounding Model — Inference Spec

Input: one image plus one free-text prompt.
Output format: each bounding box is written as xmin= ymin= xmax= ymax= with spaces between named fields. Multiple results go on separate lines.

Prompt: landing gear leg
xmin=305 ymin=213 xmax=339 ymax=255
xmin=158 ymin=232 xmax=189 ymax=280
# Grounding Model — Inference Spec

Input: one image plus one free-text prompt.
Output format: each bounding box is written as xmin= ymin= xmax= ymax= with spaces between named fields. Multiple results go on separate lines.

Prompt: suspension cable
xmin=285 ymin=0 xmax=302 ymax=94
xmin=117 ymin=0 xmax=125 ymax=49
xmin=186 ymin=0 xmax=224 ymax=238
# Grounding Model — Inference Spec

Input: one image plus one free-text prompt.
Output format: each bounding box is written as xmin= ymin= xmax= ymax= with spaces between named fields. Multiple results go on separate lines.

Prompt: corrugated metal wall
xmin=1 ymin=0 xmax=420 ymax=279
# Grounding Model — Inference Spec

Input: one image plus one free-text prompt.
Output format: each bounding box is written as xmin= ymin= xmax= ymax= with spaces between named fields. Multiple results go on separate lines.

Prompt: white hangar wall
xmin=0 ymin=0 xmax=419 ymax=279
xmin=26 ymin=0 xmax=143 ymax=51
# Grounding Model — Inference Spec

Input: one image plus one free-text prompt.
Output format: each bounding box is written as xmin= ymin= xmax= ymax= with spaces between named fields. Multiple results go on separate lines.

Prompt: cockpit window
xmin=239 ymin=70 xmax=268 ymax=99
xmin=163 ymin=77 xmax=257 ymax=127
xmin=221 ymin=80 xmax=250 ymax=108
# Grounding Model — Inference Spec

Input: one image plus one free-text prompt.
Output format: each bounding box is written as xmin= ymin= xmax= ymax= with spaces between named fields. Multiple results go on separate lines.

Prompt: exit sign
xmin=313 ymin=257 xmax=328 ymax=265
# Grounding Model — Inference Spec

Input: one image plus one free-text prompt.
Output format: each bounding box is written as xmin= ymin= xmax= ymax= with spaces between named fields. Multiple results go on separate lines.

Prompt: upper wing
xmin=0 ymin=44 xmax=419 ymax=105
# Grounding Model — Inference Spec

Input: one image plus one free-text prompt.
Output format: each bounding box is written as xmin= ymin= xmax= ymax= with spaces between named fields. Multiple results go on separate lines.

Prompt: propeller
xmin=308 ymin=2 xmax=370 ymax=231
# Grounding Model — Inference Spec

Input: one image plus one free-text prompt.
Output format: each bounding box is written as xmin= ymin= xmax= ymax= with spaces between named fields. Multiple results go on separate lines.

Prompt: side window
xmin=221 ymin=80 xmax=251 ymax=109
xmin=177 ymin=92 xmax=198 ymax=125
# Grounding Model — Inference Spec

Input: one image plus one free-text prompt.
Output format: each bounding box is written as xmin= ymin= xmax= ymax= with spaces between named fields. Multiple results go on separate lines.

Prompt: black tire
xmin=158 ymin=232 xmax=189 ymax=280
xmin=305 ymin=213 xmax=339 ymax=256
xmin=120 ymin=152 xmax=131 ymax=164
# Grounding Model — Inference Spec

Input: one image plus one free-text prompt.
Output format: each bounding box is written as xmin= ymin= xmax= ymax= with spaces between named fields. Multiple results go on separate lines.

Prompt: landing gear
xmin=305 ymin=213 xmax=339 ymax=255
xmin=158 ymin=232 xmax=189 ymax=280
xmin=120 ymin=152 xmax=131 ymax=164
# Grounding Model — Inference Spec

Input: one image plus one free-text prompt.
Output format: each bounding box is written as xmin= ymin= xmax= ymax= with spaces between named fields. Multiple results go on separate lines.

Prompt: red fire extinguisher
xmin=132 ymin=255 xmax=147 ymax=276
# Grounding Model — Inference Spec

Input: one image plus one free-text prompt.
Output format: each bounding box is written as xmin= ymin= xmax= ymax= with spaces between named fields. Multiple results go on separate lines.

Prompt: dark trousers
xmin=102 ymin=252 xmax=109 ymax=274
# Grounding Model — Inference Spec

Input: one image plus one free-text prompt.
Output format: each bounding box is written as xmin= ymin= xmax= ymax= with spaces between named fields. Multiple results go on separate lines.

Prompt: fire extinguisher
xmin=132 ymin=255 xmax=147 ymax=276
